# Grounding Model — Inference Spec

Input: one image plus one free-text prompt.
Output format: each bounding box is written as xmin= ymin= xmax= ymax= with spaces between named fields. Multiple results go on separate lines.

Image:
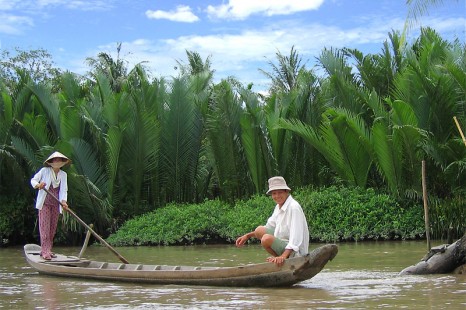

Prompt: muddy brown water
xmin=1 ymin=241 xmax=465 ymax=309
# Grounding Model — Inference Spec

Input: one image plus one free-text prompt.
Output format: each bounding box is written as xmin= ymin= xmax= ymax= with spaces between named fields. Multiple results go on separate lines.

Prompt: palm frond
xmin=328 ymin=109 xmax=373 ymax=187
xmin=371 ymin=121 xmax=403 ymax=195
xmin=406 ymin=0 xmax=447 ymax=28
xmin=240 ymin=87 xmax=271 ymax=193
xmin=69 ymin=138 xmax=107 ymax=191
xmin=27 ymin=82 xmax=61 ymax=137
xmin=159 ymin=76 xmax=204 ymax=202
xmin=0 ymin=91 xmax=13 ymax=144
xmin=105 ymin=126 xmax=124 ymax=205
xmin=205 ymin=80 xmax=251 ymax=200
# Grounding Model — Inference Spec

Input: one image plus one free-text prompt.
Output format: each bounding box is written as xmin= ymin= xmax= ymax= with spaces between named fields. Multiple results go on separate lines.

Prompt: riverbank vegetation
xmin=107 ymin=186 xmax=426 ymax=246
xmin=0 ymin=27 xmax=465 ymax=246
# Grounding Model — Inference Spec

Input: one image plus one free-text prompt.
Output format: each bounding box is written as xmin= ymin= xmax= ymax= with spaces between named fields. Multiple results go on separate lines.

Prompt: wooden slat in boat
xmin=23 ymin=243 xmax=338 ymax=287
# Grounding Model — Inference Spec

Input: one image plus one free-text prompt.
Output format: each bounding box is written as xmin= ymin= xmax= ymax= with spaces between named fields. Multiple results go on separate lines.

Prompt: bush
xmin=295 ymin=186 xmax=425 ymax=242
xmin=106 ymin=199 xmax=231 ymax=246
xmin=107 ymin=186 xmax=427 ymax=246
xmin=430 ymin=195 xmax=466 ymax=241
xmin=218 ymin=195 xmax=271 ymax=242
xmin=0 ymin=196 xmax=36 ymax=245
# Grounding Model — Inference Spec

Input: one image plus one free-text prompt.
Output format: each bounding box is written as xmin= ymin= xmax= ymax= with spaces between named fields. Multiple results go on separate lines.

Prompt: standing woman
xmin=30 ymin=151 xmax=71 ymax=260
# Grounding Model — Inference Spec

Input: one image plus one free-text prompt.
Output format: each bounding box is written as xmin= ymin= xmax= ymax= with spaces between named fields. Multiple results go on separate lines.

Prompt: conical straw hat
xmin=43 ymin=151 xmax=72 ymax=167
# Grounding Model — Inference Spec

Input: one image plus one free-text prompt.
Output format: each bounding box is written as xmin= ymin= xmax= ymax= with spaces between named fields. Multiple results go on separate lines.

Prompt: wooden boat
xmin=24 ymin=243 xmax=338 ymax=287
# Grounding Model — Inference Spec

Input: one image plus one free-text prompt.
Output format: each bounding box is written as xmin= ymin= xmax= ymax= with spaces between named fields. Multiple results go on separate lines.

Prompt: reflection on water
xmin=1 ymin=241 xmax=465 ymax=309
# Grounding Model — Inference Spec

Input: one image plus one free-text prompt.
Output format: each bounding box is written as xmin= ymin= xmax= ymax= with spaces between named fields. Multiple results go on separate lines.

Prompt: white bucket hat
xmin=266 ymin=176 xmax=291 ymax=194
xmin=43 ymin=151 xmax=71 ymax=168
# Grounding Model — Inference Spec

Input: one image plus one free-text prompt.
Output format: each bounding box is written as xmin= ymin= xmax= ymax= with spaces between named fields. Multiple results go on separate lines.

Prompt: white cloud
xmin=206 ymin=0 xmax=324 ymax=20
xmin=417 ymin=16 xmax=466 ymax=37
xmin=37 ymin=0 xmax=70 ymax=6
xmin=64 ymin=1 xmax=114 ymax=11
xmin=34 ymin=0 xmax=113 ymax=10
xmin=34 ymin=3 xmax=466 ymax=92
xmin=146 ymin=5 xmax=199 ymax=23
xmin=2 ymin=0 xmax=113 ymax=11
xmin=0 ymin=1 xmax=113 ymax=35
xmin=81 ymin=16 xmax=405 ymax=89
xmin=0 ymin=0 xmax=23 ymax=11
xmin=0 ymin=13 xmax=33 ymax=34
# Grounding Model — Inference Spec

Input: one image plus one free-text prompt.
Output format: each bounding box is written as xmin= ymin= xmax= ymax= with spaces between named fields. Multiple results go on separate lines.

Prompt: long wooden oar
xmin=42 ymin=188 xmax=129 ymax=264
xmin=78 ymin=224 xmax=93 ymax=259
xmin=453 ymin=116 xmax=466 ymax=147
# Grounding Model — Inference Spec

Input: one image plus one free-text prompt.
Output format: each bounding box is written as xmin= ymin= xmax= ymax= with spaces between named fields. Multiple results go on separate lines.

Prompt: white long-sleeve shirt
xmin=30 ymin=167 xmax=68 ymax=213
xmin=265 ymin=195 xmax=309 ymax=256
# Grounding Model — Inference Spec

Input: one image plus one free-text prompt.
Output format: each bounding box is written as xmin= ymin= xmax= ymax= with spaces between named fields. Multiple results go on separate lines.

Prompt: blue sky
xmin=1 ymin=0 xmax=465 ymax=90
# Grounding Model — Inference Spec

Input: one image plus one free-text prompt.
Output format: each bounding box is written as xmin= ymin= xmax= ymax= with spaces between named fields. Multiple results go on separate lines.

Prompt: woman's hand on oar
xmin=35 ymin=182 xmax=46 ymax=190
xmin=39 ymin=187 xmax=130 ymax=264
xmin=60 ymin=200 xmax=69 ymax=210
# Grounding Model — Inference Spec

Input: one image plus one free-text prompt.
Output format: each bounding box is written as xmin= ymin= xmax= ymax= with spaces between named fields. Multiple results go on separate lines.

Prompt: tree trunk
xmin=399 ymin=232 xmax=466 ymax=275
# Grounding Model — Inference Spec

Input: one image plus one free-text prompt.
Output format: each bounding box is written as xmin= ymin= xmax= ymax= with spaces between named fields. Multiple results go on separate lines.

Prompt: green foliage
xmin=0 ymin=47 xmax=62 ymax=90
xmin=294 ymin=186 xmax=425 ymax=242
xmin=219 ymin=195 xmax=271 ymax=242
xmin=259 ymin=45 xmax=305 ymax=93
xmin=205 ymin=80 xmax=253 ymax=201
xmin=107 ymin=186 xmax=427 ymax=246
xmin=106 ymin=200 xmax=230 ymax=246
xmin=0 ymin=196 xmax=36 ymax=245
xmin=430 ymin=194 xmax=466 ymax=240
xmin=1 ymin=29 xmax=465 ymax=245
xmin=0 ymin=195 xmax=73 ymax=246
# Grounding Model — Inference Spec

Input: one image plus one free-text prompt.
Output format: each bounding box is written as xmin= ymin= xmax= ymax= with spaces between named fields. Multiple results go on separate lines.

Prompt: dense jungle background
xmin=0 ymin=23 xmax=465 ymax=246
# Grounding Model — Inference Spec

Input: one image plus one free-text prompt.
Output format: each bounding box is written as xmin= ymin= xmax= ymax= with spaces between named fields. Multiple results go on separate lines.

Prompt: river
xmin=1 ymin=241 xmax=464 ymax=309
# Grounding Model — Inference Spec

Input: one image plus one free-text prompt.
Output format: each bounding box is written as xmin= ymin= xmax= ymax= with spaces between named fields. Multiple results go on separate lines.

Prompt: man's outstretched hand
xmin=235 ymin=234 xmax=249 ymax=247
xmin=267 ymin=256 xmax=287 ymax=267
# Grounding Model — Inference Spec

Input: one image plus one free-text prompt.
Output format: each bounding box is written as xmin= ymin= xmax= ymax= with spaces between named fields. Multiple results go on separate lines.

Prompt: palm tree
xmin=158 ymin=76 xmax=205 ymax=203
xmin=239 ymin=86 xmax=274 ymax=194
xmin=0 ymin=75 xmax=29 ymax=197
xmin=175 ymin=50 xmax=214 ymax=77
xmin=3 ymin=71 xmax=114 ymax=236
xmin=402 ymin=0 xmax=459 ymax=51
xmin=279 ymin=108 xmax=373 ymax=187
xmin=257 ymin=47 xmax=329 ymax=188
xmin=406 ymin=0 xmax=454 ymax=25
xmin=86 ymin=43 xmax=130 ymax=93
xmin=397 ymin=28 xmax=465 ymax=197
xmin=259 ymin=46 xmax=305 ymax=93
xmin=343 ymin=30 xmax=406 ymax=99
xmin=205 ymin=79 xmax=253 ymax=201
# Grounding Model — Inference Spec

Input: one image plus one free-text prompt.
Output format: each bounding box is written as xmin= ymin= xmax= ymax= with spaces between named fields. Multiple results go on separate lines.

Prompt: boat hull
xmin=24 ymin=243 xmax=338 ymax=287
